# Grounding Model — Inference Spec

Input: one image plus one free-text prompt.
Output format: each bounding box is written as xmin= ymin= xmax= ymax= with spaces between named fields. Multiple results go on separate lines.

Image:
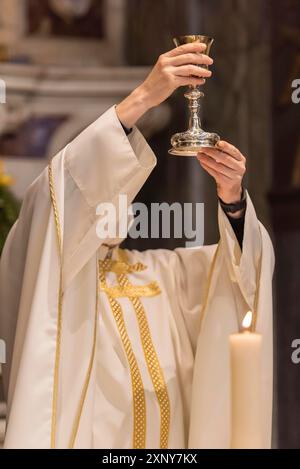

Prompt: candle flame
xmin=242 ymin=311 xmax=253 ymax=330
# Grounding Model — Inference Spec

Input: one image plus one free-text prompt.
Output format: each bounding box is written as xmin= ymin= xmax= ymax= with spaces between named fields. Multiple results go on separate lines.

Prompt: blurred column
xmin=195 ymin=0 xmax=272 ymax=243
xmin=105 ymin=0 xmax=126 ymax=65
xmin=269 ymin=0 xmax=300 ymax=449
xmin=124 ymin=0 xmax=188 ymax=65
xmin=186 ymin=0 xmax=219 ymax=244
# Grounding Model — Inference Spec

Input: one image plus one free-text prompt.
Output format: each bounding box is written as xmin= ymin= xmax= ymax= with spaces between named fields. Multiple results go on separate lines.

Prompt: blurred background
xmin=0 ymin=0 xmax=300 ymax=448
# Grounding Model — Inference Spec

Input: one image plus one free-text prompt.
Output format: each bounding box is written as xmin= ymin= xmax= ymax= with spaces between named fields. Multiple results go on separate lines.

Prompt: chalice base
xmin=168 ymin=129 xmax=220 ymax=156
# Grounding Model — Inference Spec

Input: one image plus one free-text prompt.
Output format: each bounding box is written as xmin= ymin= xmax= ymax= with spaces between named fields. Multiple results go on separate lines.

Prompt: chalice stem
xmin=187 ymin=89 xmax=202 ymax=132
xmin=184 ymin=86 xmax=204 ymax=133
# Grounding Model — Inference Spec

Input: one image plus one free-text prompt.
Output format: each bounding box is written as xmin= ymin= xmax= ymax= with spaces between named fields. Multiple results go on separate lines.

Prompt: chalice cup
xmin=169 ymin=35 xmax=220 ymax=156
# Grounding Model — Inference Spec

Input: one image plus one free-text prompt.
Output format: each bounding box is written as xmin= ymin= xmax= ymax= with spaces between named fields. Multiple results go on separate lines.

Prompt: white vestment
xmin=0 ymin=106 xmax=274 ymax=449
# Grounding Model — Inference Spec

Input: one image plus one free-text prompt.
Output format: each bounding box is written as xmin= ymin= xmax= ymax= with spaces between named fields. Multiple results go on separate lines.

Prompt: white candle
xmin=229 ymin=311 xmax=263 ymax=449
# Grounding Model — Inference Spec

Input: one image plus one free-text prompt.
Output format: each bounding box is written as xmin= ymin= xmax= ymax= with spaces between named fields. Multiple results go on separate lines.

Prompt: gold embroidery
xmin=49 ymin=162 xmax=99 ymax=449
xmin=100 ymin=248 xmax=171 ymax=449
xmin=133 ymin=296 xmax=170 ymax=448
xmin=48 ymin=163 xmax=63 ymax=449
xmin=68 ymin=259 xmax=99 ymax=448
xmin=117 ymin=269 xmax=171 ymax=449
xmin=100 ymin=281 xmax=161 ymax=298
xmin=99 ymin=261 xmax=147 ymax=449
xmin=104 ymin=259 xmax=147 ymax=275
xmin=251 ymin=247 xmax=262 ymax=333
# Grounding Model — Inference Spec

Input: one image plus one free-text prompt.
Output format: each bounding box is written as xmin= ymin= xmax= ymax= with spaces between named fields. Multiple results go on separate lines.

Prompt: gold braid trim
xmin=99 ymin=259 xmax=147 ymax=449
xmin=100 ymin=281 xmax=161 ymax=298
xmin=48 ymin=163 xmax=63 ymax=449
xmin=251 ymin=243 xmax=263 ymax=333
xmin=48 ymin=162 xmax=98 ymax=449
xmin=104 ymin=259 xmax=147 ymax=275
xmin=116 ymin=249 xmax=170 ymax=448
xmin=117 ymin=271 xmax=171 ymax=449
xmin=196 ymin=240 xmax=262 ymax=334
xmin=68 ymin=260 xmax=99 ymax=448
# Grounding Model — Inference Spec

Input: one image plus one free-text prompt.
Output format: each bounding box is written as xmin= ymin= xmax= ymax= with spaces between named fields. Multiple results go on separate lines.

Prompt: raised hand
xmin=197 ymin=140 xmax=246 ymax=207
xmin=116 ymin=42 xmax=213 ymax=129
xmin=140 ymin=42 xmax=213 ymax=108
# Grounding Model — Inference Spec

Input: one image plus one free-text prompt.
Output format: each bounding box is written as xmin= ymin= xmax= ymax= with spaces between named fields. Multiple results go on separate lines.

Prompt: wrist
xmin=217 ymin=185 xmax=242 ymax=204
xmin=134 ymin=84 xmax=154 ymax=111
xmin=116 ymin=86 xmax=151 ymax=129
xmin=218 ymin=186 xmax=246 ymax=218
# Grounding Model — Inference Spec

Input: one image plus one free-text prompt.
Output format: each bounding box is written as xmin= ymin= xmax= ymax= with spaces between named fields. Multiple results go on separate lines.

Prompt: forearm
xmin=116 ymin=86 xmax=151 ymax=129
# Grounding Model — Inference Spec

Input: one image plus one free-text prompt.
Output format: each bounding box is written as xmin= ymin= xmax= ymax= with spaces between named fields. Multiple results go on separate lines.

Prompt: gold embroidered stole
xmin=99 ymin=249 xmax=171 ymax=449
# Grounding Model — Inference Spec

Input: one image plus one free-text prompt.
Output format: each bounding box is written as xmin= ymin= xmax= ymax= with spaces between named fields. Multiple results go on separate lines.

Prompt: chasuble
xmin=0 ymin=106 xmax=274 ymax=449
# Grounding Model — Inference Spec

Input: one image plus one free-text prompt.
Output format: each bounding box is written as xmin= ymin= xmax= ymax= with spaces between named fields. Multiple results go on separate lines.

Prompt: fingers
xmin=168 ymin=52 xmax=213 ymax=67
xmin=164 ymin=42 xmax=207 ymax=57
xmin=198 ymin=160 xmax=224 ymax=181
xmin=173 ymin=64 xmax=212 ymax=78
xmin=176 ymin=76 xmax=206 ymax=87
xmin=197 ymin=153 xmax=238 ymax=179
xmin=197 ymin=147 xmax=241 ymax=171
xmin=158 ymin=43 xmax=213 ymax=92
xmin=216 ymin=140 xmax=244 ymax=161
xmin=197 ymin=142 xmax=246 ymax=203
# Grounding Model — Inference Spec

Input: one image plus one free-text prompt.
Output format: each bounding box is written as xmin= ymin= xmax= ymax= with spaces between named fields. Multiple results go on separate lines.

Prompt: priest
xmin=0 ymin=41 xmax=274 ymax=449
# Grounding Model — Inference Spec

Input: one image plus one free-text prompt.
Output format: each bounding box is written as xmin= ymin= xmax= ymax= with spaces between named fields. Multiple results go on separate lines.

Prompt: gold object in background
xmin=169 ymin=35 xmax=220 ymax=156
xmin=0 ymin=161 xmax=13 ymax=187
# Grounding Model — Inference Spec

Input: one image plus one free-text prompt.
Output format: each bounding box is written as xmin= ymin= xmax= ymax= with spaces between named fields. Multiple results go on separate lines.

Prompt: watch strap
xmin=219 ymin=188 xmax=246 ymax=214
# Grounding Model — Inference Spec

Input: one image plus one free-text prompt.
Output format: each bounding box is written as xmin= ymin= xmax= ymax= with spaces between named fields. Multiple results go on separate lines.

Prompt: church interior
xmin=0 ymin=0 xmax=300 ymax=449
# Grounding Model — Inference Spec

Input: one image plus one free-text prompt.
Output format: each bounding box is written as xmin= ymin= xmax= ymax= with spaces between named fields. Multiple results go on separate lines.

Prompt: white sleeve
xmin=173 ymin=192 xmax=275 ymax=352
xmin=217 ymin=191 xmax=275 ymax=322
xmin=21 ymin=105 xmax=157 ymax=289
xmin=187 ymin=195 xmax=274 ymax=448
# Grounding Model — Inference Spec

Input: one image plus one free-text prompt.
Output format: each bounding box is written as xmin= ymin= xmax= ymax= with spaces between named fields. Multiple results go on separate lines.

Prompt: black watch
xmin=219 ymin=188 xmax=246 ymax=214
xmin=121 ymin=122 xmax=133 ymax=136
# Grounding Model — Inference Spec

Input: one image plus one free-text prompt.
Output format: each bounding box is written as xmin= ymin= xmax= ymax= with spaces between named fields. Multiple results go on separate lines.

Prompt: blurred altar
xmin=0 ymin=0 xmax=300 ymax=449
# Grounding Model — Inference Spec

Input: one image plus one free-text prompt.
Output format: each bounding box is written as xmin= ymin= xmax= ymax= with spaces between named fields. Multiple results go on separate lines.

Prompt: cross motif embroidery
xmin=98 ymin=249 xmax=170 ymax=449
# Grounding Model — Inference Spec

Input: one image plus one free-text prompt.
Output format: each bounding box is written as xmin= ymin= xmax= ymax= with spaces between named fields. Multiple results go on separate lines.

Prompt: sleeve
xmin=186 ymin=193 xmax=274 ymax=449
xmin=61 ymin=106 xmax=157 ymax=288
xmin=217 ymin=191 xmax=274 ymax=316
xmin=120 ymin=121 xmax=133 ymax=136
xmin=173 ymin=191 xmax=274 ymax=352
xmin=15 ymin=105 xmax=156 ymax=290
